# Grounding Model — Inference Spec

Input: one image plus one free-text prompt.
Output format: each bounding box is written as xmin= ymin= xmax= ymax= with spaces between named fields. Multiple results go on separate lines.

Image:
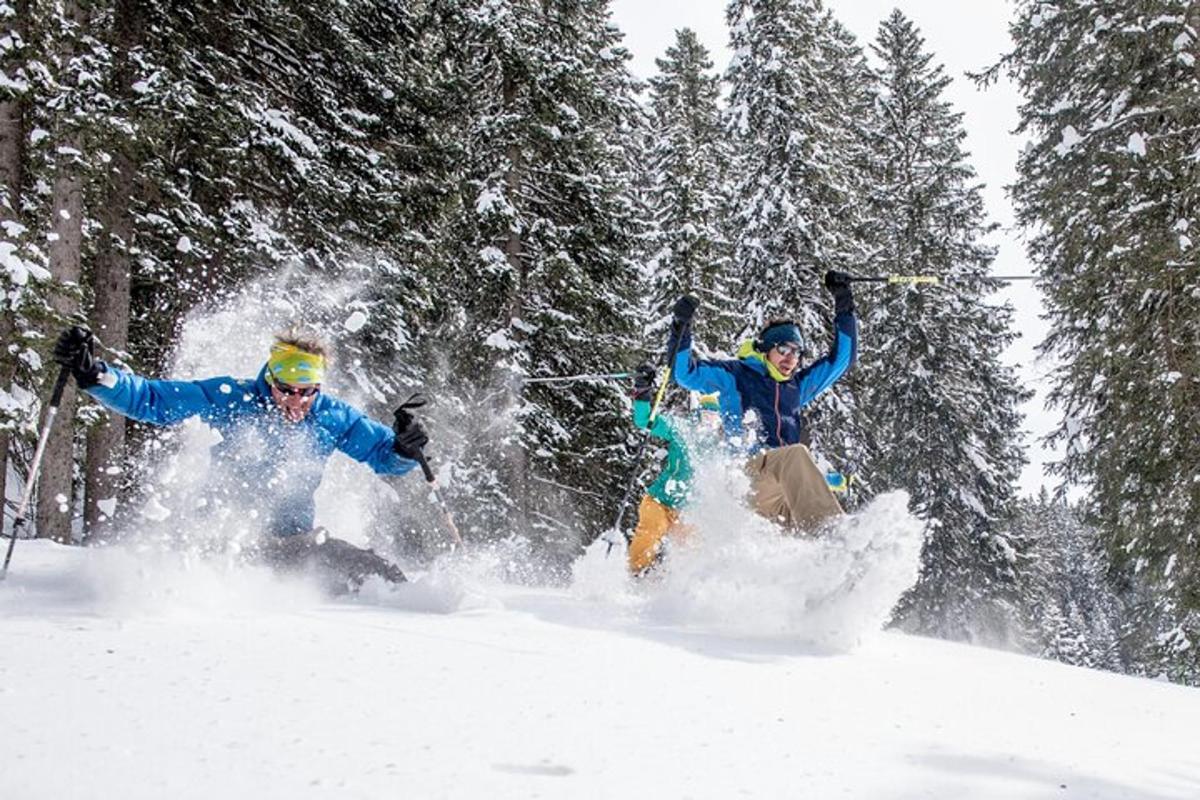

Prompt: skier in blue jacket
xmin=668 ymin=271 xmax=858 ymax=532
xmin=52 ymin=326 xmax=429 ymax=589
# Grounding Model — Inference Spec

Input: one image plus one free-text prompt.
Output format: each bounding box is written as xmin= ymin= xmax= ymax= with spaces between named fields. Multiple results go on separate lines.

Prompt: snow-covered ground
xmin=3 ymin=523 xmax=1198 ymax=800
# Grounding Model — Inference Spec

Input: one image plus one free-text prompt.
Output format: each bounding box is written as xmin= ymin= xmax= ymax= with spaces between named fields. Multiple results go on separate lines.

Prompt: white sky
xmin=609 ymin=0 xmax=1060 ymax=497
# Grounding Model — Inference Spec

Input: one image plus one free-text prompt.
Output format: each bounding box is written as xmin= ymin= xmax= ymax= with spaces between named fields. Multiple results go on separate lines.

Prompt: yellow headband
xmin=266 ymin=342 xmax=326 ymax=386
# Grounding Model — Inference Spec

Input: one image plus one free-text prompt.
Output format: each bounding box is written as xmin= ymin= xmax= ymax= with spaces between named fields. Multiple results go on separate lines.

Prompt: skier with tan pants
xmin=668 ymin=271 xmax=858 ymax=532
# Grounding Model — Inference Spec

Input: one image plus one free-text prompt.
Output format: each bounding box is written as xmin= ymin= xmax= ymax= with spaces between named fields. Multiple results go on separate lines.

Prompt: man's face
xmin=765 ymin=342 xmax=801 ymax=378
xmin=270 ymin=381 xmax=320 ymax=423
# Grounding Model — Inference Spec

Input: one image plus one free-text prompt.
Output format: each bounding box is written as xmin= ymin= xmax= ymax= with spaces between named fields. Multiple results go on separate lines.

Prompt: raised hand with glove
xmin=824 ymin=270 xmax=855 ymax=315
xmin=666 ymin=295 xmax=699 ymax=355
xmin=631 ymin=362 xmax=657 ymax=401
xmin=53 ymin=326 xmax=105 ymax=388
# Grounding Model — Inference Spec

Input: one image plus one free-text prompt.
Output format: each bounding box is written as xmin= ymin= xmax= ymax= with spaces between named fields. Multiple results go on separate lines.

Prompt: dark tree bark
xmin=84 ymin=0 xmax=141 ymax=538
xmin=35 ymin=0 xmax=87 ymax=544
xmin=0 ymin=0 xmax=29 ymax=530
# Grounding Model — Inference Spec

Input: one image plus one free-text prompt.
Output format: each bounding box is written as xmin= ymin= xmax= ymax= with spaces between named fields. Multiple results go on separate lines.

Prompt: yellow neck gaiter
xmin=737 ymin=339 xmax=790 ymax=383
xmin=266 ymin=342 xmax=326 ymax=386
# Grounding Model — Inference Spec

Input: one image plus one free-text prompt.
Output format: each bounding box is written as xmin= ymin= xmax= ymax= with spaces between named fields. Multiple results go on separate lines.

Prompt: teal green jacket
xmin=633 ymin=399 xmax=694 ymax=509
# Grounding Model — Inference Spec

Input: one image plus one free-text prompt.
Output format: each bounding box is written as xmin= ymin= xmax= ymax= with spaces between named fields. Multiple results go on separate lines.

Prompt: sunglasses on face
xmin=273 ymin=382 xmax=320 ymax=398
xmin=773 ymin=343 xmax=801 ymax=358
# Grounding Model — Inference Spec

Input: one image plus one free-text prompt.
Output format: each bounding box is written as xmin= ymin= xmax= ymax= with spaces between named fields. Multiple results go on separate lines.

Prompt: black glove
xmin=392 ymin=407 xmax=429 ymax=461
xmin=631 ymin=363 xmax=656 ymax=401
xmin=667 ymin=295 xmax=699 ymax=355
xmin=824 ymin=270 xmax=855 ymax=315
xmin=672 ymin=295 xmax=699 ymax=327
xmin=53 ymin=326 xmax=103 ymax=388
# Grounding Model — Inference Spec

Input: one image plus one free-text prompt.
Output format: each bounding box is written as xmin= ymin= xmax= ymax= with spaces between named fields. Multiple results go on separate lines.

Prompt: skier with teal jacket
xmin=52 ymin=325 xmax=430 ymax=590
xmin=626 ymin=364 xmax=721 ymax=574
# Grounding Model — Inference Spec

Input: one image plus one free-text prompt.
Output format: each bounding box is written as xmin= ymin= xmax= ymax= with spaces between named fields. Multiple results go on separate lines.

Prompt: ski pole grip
xmin=416 ymin=453 xmax=435 ymax=483
xmin=48 ymin=365 xmax=71 ymax=407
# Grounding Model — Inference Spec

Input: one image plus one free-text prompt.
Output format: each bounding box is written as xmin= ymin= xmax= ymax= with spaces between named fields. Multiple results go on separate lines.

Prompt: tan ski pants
xmin=745 ymin=444 xmax=844 ymax=533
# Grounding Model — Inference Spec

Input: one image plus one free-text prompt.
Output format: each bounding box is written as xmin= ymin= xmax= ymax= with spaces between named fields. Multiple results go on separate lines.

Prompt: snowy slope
xmin=3 ymin=535 xmax=1198 ymax=800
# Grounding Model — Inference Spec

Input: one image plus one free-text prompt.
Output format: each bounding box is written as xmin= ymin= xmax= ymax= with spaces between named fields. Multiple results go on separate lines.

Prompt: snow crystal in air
xmin=343 ymin=310 xmax=368 ymax=333
xmin=140 ymin=496 xmax=172 ymax=522
xmin=1127 ymin=132 xmax=1147 ymax=156
xmin=97 ymin=497 xmax=118 ymax=517
xmin=176 ymin=235 xmax=193 ymax=253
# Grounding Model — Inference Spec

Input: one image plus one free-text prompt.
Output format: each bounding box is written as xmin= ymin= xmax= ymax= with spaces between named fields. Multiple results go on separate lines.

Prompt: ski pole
xmin=416 ymin=453 xmax=465 ymax=552
xmin=2 ymin=365 xmax=71 ymax=580
xmin=523 ymin=372 xmax=632 ymax=385
xmin=849 ymin=274 xmax=1037 ymax=285
xmin=394 ymin=392 xmax=464 ymax=552
xmin=605 ymin=322 xmax=688 ymax=556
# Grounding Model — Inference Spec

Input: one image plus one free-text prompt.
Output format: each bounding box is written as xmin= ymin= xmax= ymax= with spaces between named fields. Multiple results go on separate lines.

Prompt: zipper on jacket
xmin=774 ymin=383 xmax=782 ymax=445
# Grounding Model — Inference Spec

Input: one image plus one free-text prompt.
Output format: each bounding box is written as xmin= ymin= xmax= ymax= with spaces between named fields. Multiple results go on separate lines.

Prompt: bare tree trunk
xmin=84 ymin=0 xmax=139 ymax=539
xmin=84 ymin=155 xmax=132 ymax=537
xmin=0 ymin=0 xmax=30 ymax=531
xmin=501 ymin=66 xmax=529 ymax=528
xmin=35 ymin=167 xmax=83 ymax=543
xmin=35 ymin=0 xmax=87 ymax=544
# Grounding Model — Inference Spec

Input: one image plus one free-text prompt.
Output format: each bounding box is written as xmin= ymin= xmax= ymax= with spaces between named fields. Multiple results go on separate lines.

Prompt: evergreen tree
xmin=723 ymin=0 xmax=873 ymax=334
xmin=2 ymin=0 xmax=454 ymax=540
xmin=643 ymin=28 xmax=737 ymax=345
xmin=1000 ymin=0 xmax=1200 ymax=682
xmin=428 ymin=0 xmax=644 ymax=561
xmin=860 ymin=11 xmax=1030 ymax=646
xmin=0 ymin=0 xmax=54 ymax=530
xmin=721 ymin=0 xmax=876 ymax=480
xmin=1013 ymin=490 xmax=1124 ymax=671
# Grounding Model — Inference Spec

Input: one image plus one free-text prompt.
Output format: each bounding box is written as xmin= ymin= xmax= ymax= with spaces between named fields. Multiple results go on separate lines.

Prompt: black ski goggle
xmin=273 ymin=382 xmax=320 ymax=398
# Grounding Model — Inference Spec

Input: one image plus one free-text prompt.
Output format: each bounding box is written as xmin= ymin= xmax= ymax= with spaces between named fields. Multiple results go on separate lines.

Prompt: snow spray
xmin=569 ymin=447 xmax=925 ymax=651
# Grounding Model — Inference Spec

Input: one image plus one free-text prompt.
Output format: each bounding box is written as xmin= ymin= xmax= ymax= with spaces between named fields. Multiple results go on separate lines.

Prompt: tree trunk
xmin=84 ymin=153 xmax=132 ymax=538
xmin=35 ymin=165 xmax=83 ymax=543
xmin=35 ymin=0 xmax=87 ymax=544
xmin=501 ymin=65 xmax=529 ymax=527
xmin=84 ymin=0 xmax=139 ymax=539
xmin=0 ymin=0 xmax=29 ymax=533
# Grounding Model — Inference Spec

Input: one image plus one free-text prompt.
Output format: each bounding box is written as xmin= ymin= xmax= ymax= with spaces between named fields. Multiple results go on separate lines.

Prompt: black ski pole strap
xmin=397 ymin=392 xmax=428 ymax=412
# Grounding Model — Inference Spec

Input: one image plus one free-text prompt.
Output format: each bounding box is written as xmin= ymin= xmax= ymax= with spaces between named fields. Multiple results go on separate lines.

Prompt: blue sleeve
xmin=672 ymin=334 xmax=739 ymax=399
xmin=329 ymin=402 xmax=418 ymax=477
xmin=85 ymin=365 xmax=245 ymax=426
xmin=795 ymin=311 xmax=858 ymax=406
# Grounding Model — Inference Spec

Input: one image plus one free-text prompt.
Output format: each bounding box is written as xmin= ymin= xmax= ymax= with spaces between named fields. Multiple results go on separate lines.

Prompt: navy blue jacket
xmin=672 ymin=311 xmax=857 ymax=451
xmin=87 ymin=364 xmax=417 ymax=535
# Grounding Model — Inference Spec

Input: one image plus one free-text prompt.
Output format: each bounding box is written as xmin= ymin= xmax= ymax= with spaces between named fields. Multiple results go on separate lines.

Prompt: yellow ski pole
xmin=850 ymin=274 xmax=1036 ymax=285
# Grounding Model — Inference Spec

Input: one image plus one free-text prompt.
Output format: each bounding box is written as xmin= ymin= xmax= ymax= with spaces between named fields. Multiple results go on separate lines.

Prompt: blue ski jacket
xmin=672 ymin=311 xmax=857 ymax=451
xmin=86 ymin=363 xmax=418 ymax=536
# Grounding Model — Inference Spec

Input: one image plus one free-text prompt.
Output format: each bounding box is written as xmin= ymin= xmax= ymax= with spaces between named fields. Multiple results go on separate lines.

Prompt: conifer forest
xmin=1 ymin=0 xmax=1197 ymax=685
